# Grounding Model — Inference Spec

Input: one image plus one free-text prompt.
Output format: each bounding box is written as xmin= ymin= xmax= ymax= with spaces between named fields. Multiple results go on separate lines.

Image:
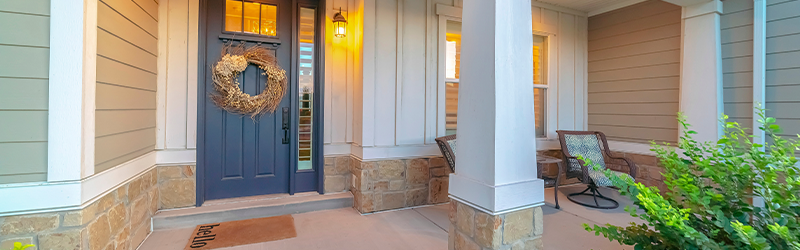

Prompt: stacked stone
xmin=350 ymin=157 xmax=451 ymax=213
xmin=323 ymin=156 xmax=352 ymax=193
xmin=448 ymin=200 xmax=544 ymax=250
xmin=157 ymin=165 xmax=197 ymax=209
xmin=0 ymin=168 xmax=160 ymax=250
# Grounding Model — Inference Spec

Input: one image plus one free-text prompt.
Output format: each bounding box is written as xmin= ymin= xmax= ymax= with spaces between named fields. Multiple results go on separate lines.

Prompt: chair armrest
xmin=563 ymin=155 xmax=591 ymax=183
xmin=606 ymin=154 xmax=638 ymax=179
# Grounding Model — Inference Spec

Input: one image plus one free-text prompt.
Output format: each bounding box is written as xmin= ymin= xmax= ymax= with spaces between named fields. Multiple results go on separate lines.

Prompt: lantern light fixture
xmin=332 ymin=8 xmax=347 ymax=38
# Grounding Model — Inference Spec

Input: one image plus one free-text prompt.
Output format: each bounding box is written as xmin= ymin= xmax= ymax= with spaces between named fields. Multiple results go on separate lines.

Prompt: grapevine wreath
xmin=211 ymin=44 xmax=287 ymax=118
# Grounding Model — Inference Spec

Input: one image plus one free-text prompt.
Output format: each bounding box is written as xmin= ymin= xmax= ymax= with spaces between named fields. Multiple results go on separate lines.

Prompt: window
xmin=532 ymin=35 xmax=547 ymax=138
xmin=225 ymin=0 xmax=278 ymax=36
xmin=297 ymin=7 xmax=315 ymax=170
xmin=445 ymin=21 xmax=460 ymax=135
xmin=443 ymin=22 xmax=548 ymax=138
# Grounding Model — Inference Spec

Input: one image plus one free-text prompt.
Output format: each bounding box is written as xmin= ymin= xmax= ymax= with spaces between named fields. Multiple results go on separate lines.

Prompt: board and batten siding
xmin=765 ymin=0 xmax=800 ymax=139
xmin=721 ymin=0 xmax=754 ymax=132
xmin=0 ymin=0 xmax=50 ymax=184
xmin=587 ymin=0 xmax=681 ymax=144
xmin=95 ymin=0 xmax=158 ymax=173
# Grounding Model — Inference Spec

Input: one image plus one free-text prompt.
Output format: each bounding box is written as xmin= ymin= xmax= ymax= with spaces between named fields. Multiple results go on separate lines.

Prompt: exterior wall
xmin=765 ymin=0 xmax=800 ymax=139
xmin=323 ymin=0 xmax=358 ymax=154
xmin=351 ymin=1 xmax=589 ymax=160
xmin=350 ymin=156 xmax=450 ymax=213
xmin=0 ymin=0 xmax=50 ymax=184
xmin=95 ymin=0 xmax=159 ymax=173
xmin=157 ymin=0 xmax=199 ymax=152
xmin=0 ymin=165 xmax=195 ymax=250
xmin=587 ymin=0 xmax=681 ymax=144
xmin=721 ymin=0 xmax=755 ymax=130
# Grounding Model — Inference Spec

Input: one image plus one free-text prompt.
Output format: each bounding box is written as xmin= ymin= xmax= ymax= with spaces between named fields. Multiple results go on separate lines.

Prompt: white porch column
xmin=449 ymin=0 xmax=544 ymax=214
xmin=669 ymin=0 xmax=724 ymax=143
xmin=48 ymin=0 xmax=97 ymax=181
xmin=448 ymin=1 xmax=545 ymax=248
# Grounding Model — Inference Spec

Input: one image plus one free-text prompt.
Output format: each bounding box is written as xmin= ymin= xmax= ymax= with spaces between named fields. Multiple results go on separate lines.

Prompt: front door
xmin=199 ymin=0 xmax=321 ymax=201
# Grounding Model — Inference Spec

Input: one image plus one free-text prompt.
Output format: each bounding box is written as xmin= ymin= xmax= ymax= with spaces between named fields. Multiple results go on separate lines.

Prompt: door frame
xmin=196 ymin=0 xmax=326 ymax=206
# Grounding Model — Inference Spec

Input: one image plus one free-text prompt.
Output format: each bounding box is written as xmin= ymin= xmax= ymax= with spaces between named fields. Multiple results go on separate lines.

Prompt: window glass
xmin=225 ymin=1 xmax=277 ymax=37
xmin=445 ymin=20 xmax=461 ymax=135
xmin=225 ymin=0 xmax=243 ymax=32
xmin=533 ymin=34 xmax=548 ymax=137
xmin=261 ymin=5 xmax=277 ymax=36
xmin=297 ymin=7 xmax=315 ymax=170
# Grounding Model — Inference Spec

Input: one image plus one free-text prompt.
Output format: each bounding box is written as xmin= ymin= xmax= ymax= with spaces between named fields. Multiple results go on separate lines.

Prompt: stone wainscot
xmin=0 ymin=165 xmax=196 ymax=250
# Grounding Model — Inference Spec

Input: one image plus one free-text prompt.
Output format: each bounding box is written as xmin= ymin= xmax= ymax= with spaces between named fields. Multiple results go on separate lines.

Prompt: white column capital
xmin=681 ymin=0 xmax=722 ymax=19
xmin=449 ymin=0 xmax=544 ymax=214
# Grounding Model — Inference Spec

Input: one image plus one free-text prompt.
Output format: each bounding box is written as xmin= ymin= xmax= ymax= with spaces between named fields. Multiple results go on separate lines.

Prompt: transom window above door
xmin=225 ymin=0 xmax=278 ymax=36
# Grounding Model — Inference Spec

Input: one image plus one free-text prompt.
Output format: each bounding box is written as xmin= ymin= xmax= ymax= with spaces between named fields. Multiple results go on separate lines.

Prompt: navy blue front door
xmin=201 ymin=0 xmax=294 ymax=200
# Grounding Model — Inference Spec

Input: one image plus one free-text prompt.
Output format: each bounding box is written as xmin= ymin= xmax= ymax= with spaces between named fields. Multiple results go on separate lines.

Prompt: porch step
xmin=152 ymin=192 xmax=353 ymax=230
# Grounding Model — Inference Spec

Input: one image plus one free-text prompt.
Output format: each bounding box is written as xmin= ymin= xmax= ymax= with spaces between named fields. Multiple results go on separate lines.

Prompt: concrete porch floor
xmin=139 ymin=185 xmax=639 ymax=250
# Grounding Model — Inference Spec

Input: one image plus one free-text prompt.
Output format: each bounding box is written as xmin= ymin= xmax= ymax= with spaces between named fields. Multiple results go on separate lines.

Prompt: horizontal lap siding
xmin=765 ymin=0 xmax=800 ymax=140
xmin=0 ymin=0 xmax=50 ymax=184
xmin=587 ymin=0 xmax=681 ymax=144
xmin=721 ymin=0 xmax=754 ymax=131
xmin=95 ymin=0 xmax=158 ymax=173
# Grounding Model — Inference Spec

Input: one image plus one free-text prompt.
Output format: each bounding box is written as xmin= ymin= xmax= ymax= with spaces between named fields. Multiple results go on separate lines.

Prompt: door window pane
xmin=225 ymin=0 xmax=243 ymax=32
xmin=261 ymin=5 xmax=277 ymax=36
xmin=243 ymin=2 xmax=260 ymax=34
xmin=297 ymin=7 xmax=315 ymax=170
xmin=226 ymin=1 xmax=277 ymax=37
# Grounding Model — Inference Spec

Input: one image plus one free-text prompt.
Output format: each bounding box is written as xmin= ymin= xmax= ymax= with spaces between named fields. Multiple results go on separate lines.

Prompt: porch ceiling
xmin=534 ymin=0 xmax=647 ymax=16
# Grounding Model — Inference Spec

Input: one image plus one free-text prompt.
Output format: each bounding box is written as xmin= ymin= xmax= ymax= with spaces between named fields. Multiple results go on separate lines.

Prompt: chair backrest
xmin=434 ymin=134 xmax=457 ymax=173
xmin=557 ymin=131 xmax=607 ymax=173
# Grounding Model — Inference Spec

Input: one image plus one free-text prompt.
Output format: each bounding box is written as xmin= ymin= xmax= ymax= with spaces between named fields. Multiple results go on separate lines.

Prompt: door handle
xmin=282 ymin=107 xmax=290 ymax=144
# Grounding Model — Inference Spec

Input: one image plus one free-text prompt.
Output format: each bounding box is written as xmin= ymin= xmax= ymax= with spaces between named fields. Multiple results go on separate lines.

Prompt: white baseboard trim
xmin=449 ymin=173 xmax=545 ymax=214
xmin=82 ymin=152 xmax=157 ymax=205
xmin=351 ymin=144 xmax=443 ymax=161
xmin=157 ymin=149 xmax=197 ymax=165
xmin=323 ymin=143 xmax=352 ymax=156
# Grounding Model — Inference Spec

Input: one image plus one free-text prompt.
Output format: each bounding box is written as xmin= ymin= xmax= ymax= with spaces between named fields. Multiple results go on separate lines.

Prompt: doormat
xmin=184 ymin=215 xmax=297 ymax=249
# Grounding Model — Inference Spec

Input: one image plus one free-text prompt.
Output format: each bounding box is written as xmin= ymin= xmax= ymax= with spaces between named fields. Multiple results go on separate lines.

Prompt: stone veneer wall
xmin=449 ymin=200 xmax=543 ymax=250
xmin=323 ymin=156 xmax=352 ymax=193
xmin=350 ymin=156 xmax=451 ymax=213
xmin=0 ymin=165 xmax=196 ymax=250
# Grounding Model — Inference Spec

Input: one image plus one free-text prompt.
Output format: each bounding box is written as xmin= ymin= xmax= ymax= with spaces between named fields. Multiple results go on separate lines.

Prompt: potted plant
xmin=581 ymin=108 xmax=800 ymax=250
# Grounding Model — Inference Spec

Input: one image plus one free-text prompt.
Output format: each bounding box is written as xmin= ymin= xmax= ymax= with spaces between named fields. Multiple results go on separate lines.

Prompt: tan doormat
xmin=184 ymin=215 xmax=297 ymax=249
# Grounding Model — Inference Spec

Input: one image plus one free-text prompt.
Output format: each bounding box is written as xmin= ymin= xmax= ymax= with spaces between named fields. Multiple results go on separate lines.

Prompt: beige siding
xmin=587 ymin=0 xmax=681 ymax=144
xmin=95 ymin=0 xmax=158 ymax=173
xmin=721 ymin=0 xmax=754 ymax=131
xmin=0 ymin=0 xmax=50 ymax=184
xmin=765 ymin=0 xmax=800 ymax=138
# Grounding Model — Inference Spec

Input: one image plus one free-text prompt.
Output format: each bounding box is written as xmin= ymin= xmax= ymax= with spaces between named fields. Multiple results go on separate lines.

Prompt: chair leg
xmin=567 ymin=184 xmax=619 ymax=209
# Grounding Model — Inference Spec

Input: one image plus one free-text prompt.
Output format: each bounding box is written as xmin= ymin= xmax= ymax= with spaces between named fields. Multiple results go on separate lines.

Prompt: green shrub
xmin=581 ymin=108 xmax=800 ymax=250
xmin=8 ymin=242 xmax=34 ymax=250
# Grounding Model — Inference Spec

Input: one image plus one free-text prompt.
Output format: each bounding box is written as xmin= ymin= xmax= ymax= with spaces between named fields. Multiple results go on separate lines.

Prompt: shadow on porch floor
xmin=138 ymin=185 xmax=639 ymax=250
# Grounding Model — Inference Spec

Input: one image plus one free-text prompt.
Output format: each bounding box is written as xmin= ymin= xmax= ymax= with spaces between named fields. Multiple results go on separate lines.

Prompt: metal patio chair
xmin=556 ymin=130 xmax=637 ymax=209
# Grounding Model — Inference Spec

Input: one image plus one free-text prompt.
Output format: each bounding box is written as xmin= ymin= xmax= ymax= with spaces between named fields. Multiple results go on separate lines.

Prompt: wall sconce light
xmin=332 ymin=8 xmax=347 ymax=38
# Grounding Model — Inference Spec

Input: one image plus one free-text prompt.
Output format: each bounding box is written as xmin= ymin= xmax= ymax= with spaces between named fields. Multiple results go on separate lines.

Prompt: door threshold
xmin=152 ymin=192 xmax=353 ymax=230
xmin=203 ymin=192 xmax=319 ymax=207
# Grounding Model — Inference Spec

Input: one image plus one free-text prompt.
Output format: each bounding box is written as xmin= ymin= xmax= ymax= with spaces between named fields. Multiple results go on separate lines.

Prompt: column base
xmin=448 ymin=200 xmax=544 ymax=250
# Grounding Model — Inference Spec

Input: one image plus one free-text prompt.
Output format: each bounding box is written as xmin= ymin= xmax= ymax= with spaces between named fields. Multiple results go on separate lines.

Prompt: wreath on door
xmin=211 ymin=44 xmax=287 ymax=118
